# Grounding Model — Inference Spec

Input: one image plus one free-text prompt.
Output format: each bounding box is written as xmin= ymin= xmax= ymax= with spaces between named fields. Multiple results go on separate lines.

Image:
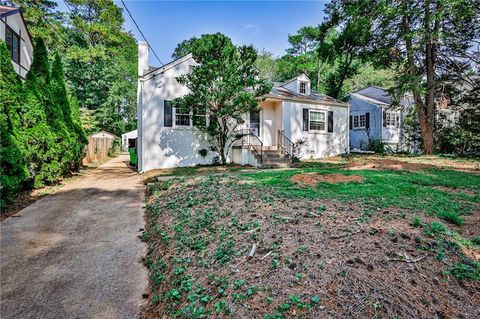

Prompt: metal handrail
xmin=277 ymin=130 xmax=294 ymax=161
xmin=234 ymin=128 xmax=263 ymax=164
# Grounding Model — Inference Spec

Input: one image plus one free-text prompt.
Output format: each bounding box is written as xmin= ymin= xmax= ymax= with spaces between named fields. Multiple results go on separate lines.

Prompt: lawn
xmin=141 ymin=155 xmax=480 ymax=318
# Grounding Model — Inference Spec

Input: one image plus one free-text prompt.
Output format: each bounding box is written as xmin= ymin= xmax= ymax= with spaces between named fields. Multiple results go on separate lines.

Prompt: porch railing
xmin=277 ymin=130 xmax=294 ymax=162
xmin=234 ymin=129 xmax=263 ymax=164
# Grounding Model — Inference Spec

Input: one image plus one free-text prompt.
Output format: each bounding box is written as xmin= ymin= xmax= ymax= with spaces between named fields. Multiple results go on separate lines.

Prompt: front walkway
xmin=0 ymin=155 xmax=147 ymax=318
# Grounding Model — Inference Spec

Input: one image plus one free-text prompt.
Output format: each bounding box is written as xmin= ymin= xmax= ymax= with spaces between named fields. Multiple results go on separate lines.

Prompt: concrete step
xmin=259 ymin=162 xmax=291 ymax=169
xmin=263 ymin=158 xmax=292 ymax=164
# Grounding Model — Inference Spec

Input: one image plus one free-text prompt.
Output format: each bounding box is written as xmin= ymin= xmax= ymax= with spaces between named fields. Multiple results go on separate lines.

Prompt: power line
xmin=120 ymin=0 xmax=163 ymax=66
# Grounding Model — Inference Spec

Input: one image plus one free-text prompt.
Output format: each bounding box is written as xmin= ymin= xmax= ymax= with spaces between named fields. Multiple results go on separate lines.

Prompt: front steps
xmin=260 ymin=149 xmax=292 ymax=169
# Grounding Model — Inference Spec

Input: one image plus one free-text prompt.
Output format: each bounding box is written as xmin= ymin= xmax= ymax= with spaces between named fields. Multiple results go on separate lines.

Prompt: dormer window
xmin=299 ymin=82 xmax=307 ymax=94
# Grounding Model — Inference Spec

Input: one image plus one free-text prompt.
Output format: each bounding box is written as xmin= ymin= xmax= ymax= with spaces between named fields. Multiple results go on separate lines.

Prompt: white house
xmin=136 ymin=42 xmax=349 ymax=172
xmin=0 ymin=5 xmax=33 ymax=79
xmin=348 ymin=87 xmax=414 ymax=151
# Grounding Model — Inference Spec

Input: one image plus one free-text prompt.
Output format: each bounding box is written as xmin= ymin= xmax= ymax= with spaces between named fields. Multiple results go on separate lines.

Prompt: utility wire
xmin=120 ymin=0 xmax=163 ymax=66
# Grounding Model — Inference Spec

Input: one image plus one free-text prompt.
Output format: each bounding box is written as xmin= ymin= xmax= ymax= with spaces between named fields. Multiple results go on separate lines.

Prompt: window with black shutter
xmin=164 ymin=100 xmax=172 ymax=127
xmin=327 ymin=111 xmax=334 ymax=132
xmin=302 ymin=109 xmax=309 ymax=131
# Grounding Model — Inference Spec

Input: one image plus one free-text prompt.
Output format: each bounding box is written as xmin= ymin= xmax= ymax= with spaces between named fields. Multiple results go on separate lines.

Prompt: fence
xmin=82 ymin=136 xmax=115 ymax=164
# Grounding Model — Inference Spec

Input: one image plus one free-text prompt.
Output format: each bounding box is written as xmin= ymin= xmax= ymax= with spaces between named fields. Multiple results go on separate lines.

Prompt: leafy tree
xmin=254 ymin=50 xmax=279 ymax=82
xmin=0 ymin=41 xmax=26 ymax=207
xmin=1 ymin=0 xmax=63 ymax=49
xmin=343 ymin=63 xmax=395 ymax=93
xmin=172 ymin=33 xmax=272 ymax=164
xmin=28 ymin=38 xmax=76 ymax=174
xmin=24 ymin=38 xmax=65 ymax=184
xmin=325 ymin=0 xmax=480 ymax=154
xmin=51 ymin=52 xmax=87 ymax=169
xmin=62 ymin=0 xmax=138 ymax=135
xmin=276 ymin=27 xmax=321 ymax=90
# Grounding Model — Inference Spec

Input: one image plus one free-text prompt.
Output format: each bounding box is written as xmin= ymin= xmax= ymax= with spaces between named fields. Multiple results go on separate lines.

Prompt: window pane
xmin=310 ymin=111 xmax=325 ymax=121
xmin=359 ymin=114 xmax=366 ymax=127
xmin=12 ymin=33 xmax=19 ymax=63
xmin=6 ymin=29 xmax=13 ymax=59
xmin=193 ymin=108 xmax=206 ymax=127
xmin=175 ymin=106 xmax=191 ymax=126
xmin=309 ymin=111 xmax=326 ymax=130
xmin=300 ymin=82 xmax=306 ymax=94
xmin=353 ymin=115 xmax=359 ymax=128
xmin=310 ymin=121 xmax=325 ymax=131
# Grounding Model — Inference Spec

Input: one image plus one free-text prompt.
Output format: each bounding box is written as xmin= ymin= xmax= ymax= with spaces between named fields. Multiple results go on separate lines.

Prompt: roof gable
xmin=280 ymin=73 xmax=310 ymax=87
xmin=353 ymin=86 xmax=392 ymax=104
xmin=142 ymin=53 xmax=195 ymax=78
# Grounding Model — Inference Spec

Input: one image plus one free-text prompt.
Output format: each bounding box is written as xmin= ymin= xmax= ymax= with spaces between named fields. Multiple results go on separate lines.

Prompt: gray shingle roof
xmin=353 ymin=86 xmax=393 ymax=104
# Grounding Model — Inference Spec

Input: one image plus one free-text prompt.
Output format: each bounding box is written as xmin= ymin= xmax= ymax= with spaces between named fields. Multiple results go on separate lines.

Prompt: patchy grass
xmin=143 ymin=164 xmax=252 ymax=184
xmin=142 ymin=160 xmax=479 ymax=318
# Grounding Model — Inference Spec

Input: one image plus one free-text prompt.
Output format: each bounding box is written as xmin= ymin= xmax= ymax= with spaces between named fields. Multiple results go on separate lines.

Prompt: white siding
xmin=0 ymin=12 xmax=33 ymax=79
xmin=284 ymin=101 xmax=349 ymax=158
xmin=138 ymin=57 xmax=217 ymax=171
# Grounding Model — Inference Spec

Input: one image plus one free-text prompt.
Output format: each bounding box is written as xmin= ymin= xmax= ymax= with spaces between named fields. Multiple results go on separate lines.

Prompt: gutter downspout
xmin=346 ymin=102 xmax=350 ymax=154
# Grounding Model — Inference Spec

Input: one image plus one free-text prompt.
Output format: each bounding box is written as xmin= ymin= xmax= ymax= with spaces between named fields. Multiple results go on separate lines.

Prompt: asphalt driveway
xmin=0 ymin=155 xmax=147 ymax=318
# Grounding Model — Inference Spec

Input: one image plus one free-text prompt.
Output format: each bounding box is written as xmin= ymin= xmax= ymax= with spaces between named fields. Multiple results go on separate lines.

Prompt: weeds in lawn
xmin=142 ymin=165 xmax=480 ymax=318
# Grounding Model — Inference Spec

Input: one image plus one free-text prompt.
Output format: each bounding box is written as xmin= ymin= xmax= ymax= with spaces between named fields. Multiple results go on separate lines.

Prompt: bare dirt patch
xmin=346 ymin=158 xmax=436 ymax=171
xmin=432 ymin=185 xmax=477 ymax=196
xmin=142 ymin=175 xmax=479 ymax=319
xmin=290 ymin=173 xmax=364 ymax=186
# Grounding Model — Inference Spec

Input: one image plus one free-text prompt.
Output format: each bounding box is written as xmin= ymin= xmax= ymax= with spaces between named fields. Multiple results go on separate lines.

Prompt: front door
xmin=249 ymin=111 xmax=260 ymax=137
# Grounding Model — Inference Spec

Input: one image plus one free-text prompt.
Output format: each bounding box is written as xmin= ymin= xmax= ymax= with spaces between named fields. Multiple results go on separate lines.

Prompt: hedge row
xmin=0 ymin=39 xmax=87 ymax=209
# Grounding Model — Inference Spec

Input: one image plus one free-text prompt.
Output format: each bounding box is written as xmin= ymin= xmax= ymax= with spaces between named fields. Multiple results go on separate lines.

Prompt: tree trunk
xmin=421 ymin=0 xmax=438 ymax=154
xmin=402 ymin=0 xmax=435 ymax=154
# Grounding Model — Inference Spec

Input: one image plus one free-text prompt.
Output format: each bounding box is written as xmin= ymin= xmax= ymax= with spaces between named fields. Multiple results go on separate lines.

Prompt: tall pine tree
xmin=51 ymin=52 xmax=87 ymax=169
xmin=0 ymin=41 xmax=27 ymax=207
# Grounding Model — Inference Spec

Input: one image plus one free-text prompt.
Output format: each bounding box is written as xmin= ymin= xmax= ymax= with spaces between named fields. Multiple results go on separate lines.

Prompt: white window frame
xmin=174 ymin=107 xmax=207 ymax=128
xmin=385 ymin=111 xmax=397 ymax=128
xmin=174 ymin=107 xmax=191 ymax=127
xmin=299 ymin=82 xmax=307 ymax=94
xmin=309 ymin=110 xmax=327 ymax=132
xmin=352 ymin=114 xmax=366 ymax=129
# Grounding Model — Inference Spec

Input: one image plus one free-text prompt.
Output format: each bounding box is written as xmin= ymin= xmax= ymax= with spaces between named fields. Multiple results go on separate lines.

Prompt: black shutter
xmin=365 ymin=112 xmax=370 ymax=129
xmin=396 ymin=113 xmax=400 ymax=128
xmin=164 ymin=100 xmax=172 ymax=127
xmin=383 ymin=110 xmax=386 ymax=127
xmin=327 ymin=111 xmax=334 ymax=132
xmin=303 ymin=109 xmax=309 ymax=131
xmin=349 ymin=115 xmax=353 ymax=130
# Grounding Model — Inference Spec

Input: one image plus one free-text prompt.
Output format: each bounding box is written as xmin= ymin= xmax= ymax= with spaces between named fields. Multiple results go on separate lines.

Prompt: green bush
xmin=0 ymin=42 xmax=27 ymax=208
xmin=436 ymin=126 xmax=480 ymax=156
xmin=366 ymin=138 xmax=385 ymax=153
xmin=0 ymin=38 xmax=88 ymax=207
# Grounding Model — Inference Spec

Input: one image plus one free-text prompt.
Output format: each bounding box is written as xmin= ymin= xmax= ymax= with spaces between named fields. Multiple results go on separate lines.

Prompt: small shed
xmin=121 ymin=129 xmax=137 ymax=151
xmin=83 ymin=131 xmax=117 ymax=164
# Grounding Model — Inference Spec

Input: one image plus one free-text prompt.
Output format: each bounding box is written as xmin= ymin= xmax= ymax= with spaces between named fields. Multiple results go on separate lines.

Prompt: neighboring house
xmin=121 ymin=129 xmax=137 ymax=151
xmin=136 ymin=41 xmax=349 ymax=172
xmin=348 ymin=87 xmax=413 ymax=151
xmin=0 ymin=5 xmax=33 ymax=79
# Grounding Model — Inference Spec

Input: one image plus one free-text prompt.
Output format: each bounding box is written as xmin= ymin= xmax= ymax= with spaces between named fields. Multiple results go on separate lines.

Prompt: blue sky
xmin=117 ymin=0 xmax=327 ymax=66
xmin=57 ymin=1 xmax=328 ymax=67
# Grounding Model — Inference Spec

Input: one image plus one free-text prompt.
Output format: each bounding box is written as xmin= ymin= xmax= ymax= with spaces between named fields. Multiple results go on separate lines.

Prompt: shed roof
xmin=91 ymin=131 xmax=117 ymax=139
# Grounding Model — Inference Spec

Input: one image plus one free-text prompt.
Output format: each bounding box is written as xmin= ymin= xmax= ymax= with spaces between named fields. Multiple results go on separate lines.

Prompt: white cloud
xmin=243 ymin=23 xmax=262 ymax=34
